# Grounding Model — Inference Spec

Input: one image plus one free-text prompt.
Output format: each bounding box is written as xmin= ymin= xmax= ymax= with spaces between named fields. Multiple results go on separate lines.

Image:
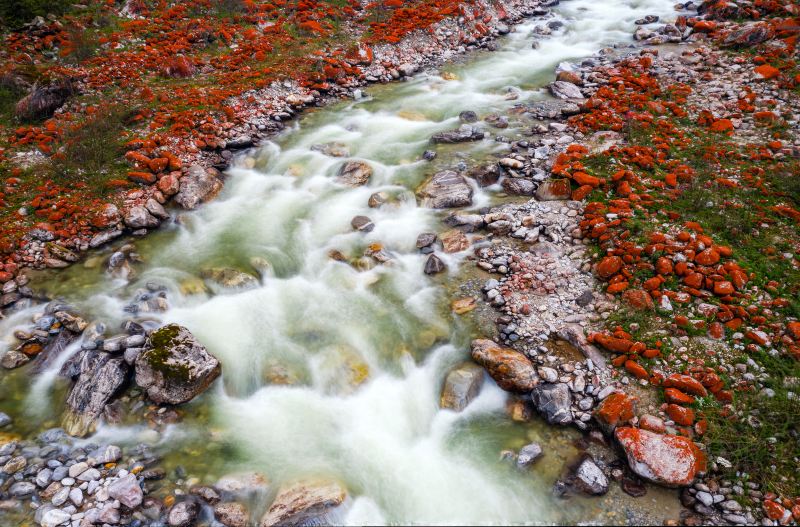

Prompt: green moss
xmin=142 ymin=324 xmax=193 ymax=383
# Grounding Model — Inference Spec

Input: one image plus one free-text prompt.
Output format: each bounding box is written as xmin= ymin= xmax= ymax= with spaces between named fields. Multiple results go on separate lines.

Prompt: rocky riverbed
xmin=2 ymin=0 xmax=800 ymax=526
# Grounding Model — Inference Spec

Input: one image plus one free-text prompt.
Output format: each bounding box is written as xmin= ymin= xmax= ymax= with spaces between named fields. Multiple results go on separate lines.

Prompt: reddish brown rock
xmin=666 ymin=404 xmax=695 ymax=426
xmin=623 ymin=289 xmax=653 ymax=310
xmin=614 ymin=427 xmax=706 ymax=487
xmin=470 ymin=339 xmax=538 ymax=393
xmin=594 ymin=392 xmax=636 ymax=433
xmin=639 ymin=414 xmax=666 ymax=434
xmin=596 ymin=256 xmax=623 ymax=279
xmin=664 ymin=388 xmax=695 ymax=405
xmin=695 ymin=248 xmax=720 ymax=266
xmin=663 ymin=374 xmax=708 ymax=397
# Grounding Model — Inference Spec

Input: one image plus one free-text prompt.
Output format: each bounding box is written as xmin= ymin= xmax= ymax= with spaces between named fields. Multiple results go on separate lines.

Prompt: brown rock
xmin=470 ymin=339 xmax=538 ymax=393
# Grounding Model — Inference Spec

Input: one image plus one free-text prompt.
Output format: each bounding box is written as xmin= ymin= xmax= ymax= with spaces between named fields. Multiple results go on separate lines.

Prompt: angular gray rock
xmin=548 ymin=81 xmax=584 ymax=100
xmin=175 ymin=165 xmax=223 ymax=210
xmin=418 ymin=171 xmax=473 ymax=208
xmin=62 ymin=352 xmax=129 ymax=436
xmin=501 ymin=178 xmax=536 ymax=196
xmin=215 ymin=502 xmax=249 ymax=527
xmin=531 ymin=382 xmax=573 ymax=424
xmin=440 ymin=362 xmax=484 ymax=412
xmin=135 ymin=324 xmax=221 ymax=405
xmin=517 ymin=443 xmax=543 ymax=467
xmin=123 ymin=206 xmax=160 ymax=229
xmin=168 ymin=500 xmax=199 ymax=527
xmin=423 ymin=254 xmax=446 ymax=275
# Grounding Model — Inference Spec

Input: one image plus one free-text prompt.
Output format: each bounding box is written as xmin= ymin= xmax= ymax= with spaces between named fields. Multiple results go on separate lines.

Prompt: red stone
xmin=655 ymin=257 xmax=673 ymax=275
xmin=128 ymin=171 xmax=157 ymax=185
xmin=666 ymin=404 xmax=695 ymax=426
xmin=764 ymin=500 xmax=787 ymax=521
xmin=713 ymin=281 xmax=734 ymax=295
xmin=755 ymin=65 xmax=781 ymax=80
xmin=157 ymin=174 xmax=180 ymax=196
xmin=663 ymin=374 xmax=708 ymax=397
xmin=593 ymin=334 xmax=633 ymax=354
xmin=695 ymin=248 xmax=720 ymax=266
xmin=623 ymin=289 xmax=653 ymax=309
xmin=614 ymin=427 xmax=706 ymax=487
xmin=594 ymin=392 xmax=636 ymax=433
xmin=597 ymin=256 xmax=623 ymax=279
xmin=664 ymin=388 xmax=695 ymax=405
xmin=625 ymin=360 xmax=649 ymax=380
xmin=0 ymin=271 xmax=13 ymax=283
xmin=639 ymin=414 xmax=666 ymax=434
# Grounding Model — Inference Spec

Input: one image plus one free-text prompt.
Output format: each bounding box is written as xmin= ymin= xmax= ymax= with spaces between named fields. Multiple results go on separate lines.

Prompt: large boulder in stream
xmin=259 ymin=480 xmax=348 ymax=527
xmin=62 ymin=352 xmax=129 ymax=437
xmin=418 ymin=171 xmax=473 ymax=209
xmin=174 ymin=165 xmax=223 ymax=210
xmin=614 ymin=427 xmax=707 ymax=487
xmin=470 ymin=339 xmax=538 ymax=393
xmin=430 ymin=124 xmax=485 ymax=144
xmin=440 ymin=362 xmax=484 ymax=411
xmin=531 ymin=382 xmax=573 ymax=425
xmin=134 ymin=324 xmax=221 ymax=405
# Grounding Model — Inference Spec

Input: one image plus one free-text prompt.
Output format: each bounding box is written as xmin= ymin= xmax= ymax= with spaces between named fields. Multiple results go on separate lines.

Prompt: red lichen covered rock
xmin=663 ymin=374 xmax=708 ymax=397
xmin=597 ymin=256 xmax=623 ymax=278
xmin=666 ymin=403 xmax=695 ymax=426
xmin=594 ymin=392 xmax=636 ymax=433
xmin=614 ymin=427 xmax=706 ymax=487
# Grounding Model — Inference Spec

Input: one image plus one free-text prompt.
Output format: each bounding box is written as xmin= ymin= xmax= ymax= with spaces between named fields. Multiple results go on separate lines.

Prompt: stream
xmin=2 ymin=0 xmax=681 ymax=524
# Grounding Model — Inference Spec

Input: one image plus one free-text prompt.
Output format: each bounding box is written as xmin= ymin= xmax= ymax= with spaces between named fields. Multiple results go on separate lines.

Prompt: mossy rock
xmin=135 ymin=324 xmax=221 ymax=405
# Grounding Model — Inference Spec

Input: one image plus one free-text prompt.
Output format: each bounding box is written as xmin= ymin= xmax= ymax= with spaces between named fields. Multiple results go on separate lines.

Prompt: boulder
xmin=123 ymin=206 xmax=159 ymax=229
xmin=259 ymin=480 xmax=347 ymax=527
xmin=470 ymin=339 xmax=538 ymax=393
xmin=423 ymin=254 xmax=446 ymax=275
xmin=431 ymin=124 xmax=485 ymax=144
xmin=135 ymin=324 xmax=221 ymax=405
xmin=548 ymin=81 xmax=584 ymax=100
xmin=516 ymin=443 xmax=543 ymax=467
xmin=440 ymin=230 xmax=469 ymax=253
xmin=418 ymin=171 xmax=473 ymax=208
xmin=62 ymin=352 xmax=128 ymax=437
xmin=336 ymin=161 xmax=373 ymax=187
xmin=175 ymin=165 xmax=223 ymax=210
xmin=614 ymin=427 xmax=706 ymax=487
xmin=531 ymin=383 xmax=573 ymax=425
xmin=501 ymin=178 xmax=536 ymax=196
xmin=568 ymin=455 xmax=609 ymax=495
xmin=440 ymin=362 xmax=484 ymax=412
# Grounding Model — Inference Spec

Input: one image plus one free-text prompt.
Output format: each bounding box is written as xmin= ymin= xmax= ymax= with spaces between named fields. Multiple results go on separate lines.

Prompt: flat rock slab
xmin=418 ymin=170 xmax=473 ymax=209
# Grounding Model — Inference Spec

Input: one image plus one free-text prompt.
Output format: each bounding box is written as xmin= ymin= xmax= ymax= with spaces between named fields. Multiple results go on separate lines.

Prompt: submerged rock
xmin=470 ymin=339 xmax=538 ymax=393
xmin=418 ymin=170 xmax=473 ymax=209
xmin=614 ymin=427 xmax=707 ymax=487
xmin=135 ymin=324 xmax=221 ymax=405
xmin=548 ymin=81 xmax=584 ymax=100
xmin=336 ymin=161 xmax=373 ymax=187
xmin=424 ymin=254 xmax=446 ymax=275
xmin=201 ymin=267 xmax=259 ymax=290
xmin=259 ymin=480 xmax=347 ymax=527
xmin=430 ymin=124 xmax=485 ymax=143
xmin=568 ymin=455 xmax=609 ymax=495
xmin=440 ymin=362 xmax=484 ymax=412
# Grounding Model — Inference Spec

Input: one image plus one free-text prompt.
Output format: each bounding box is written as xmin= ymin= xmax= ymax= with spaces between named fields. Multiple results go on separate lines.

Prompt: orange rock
xmin=695 ymin=248 xmax=720 ymax=266
xmin=764 ymin=500 xmax=787 ymax=521
xmin=624 ymin=360 xmax=649 ymax=380
xmin=666 ymin=404 xmax=695 ymax=426
xmin=594 ymin=392 xmax=636 ymax=433
xmin=593 ymin=334 xmax=633 ymax=354
xmin=788 ymin=321 xmax=800 ymax=341
xmin=607 ymin=282 xmax=629 ymax=294
xmin=597 ymin=256 xmax=623 ymax=278
xmin=655 ymin=257 xmax=673 ymax=275
xmin=572 ymin=171 xmax=601 ymax=187
xmin=623 ymin=289 xmax=653 ymax=309
xmin=710 ymin=119 xmax=734 ymax=133
xmin=127 ymin=171 xmax=157 ymax=185
xmin=713 ymin=281 xmax=734 ymax=295
xmin=664 ymin=388 xmax=695 ymax=405
xmin=755 ymin=64 xmax=781 ymax=80
xmin=683 ymin=272 xmax=704 ymax=289
xmin=663 ymin=374 xmax=707 ymax=397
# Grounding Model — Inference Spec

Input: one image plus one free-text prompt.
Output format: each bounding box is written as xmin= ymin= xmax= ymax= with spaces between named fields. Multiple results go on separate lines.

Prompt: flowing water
xmin=1 ymin=0 xmax=682 ymax=524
